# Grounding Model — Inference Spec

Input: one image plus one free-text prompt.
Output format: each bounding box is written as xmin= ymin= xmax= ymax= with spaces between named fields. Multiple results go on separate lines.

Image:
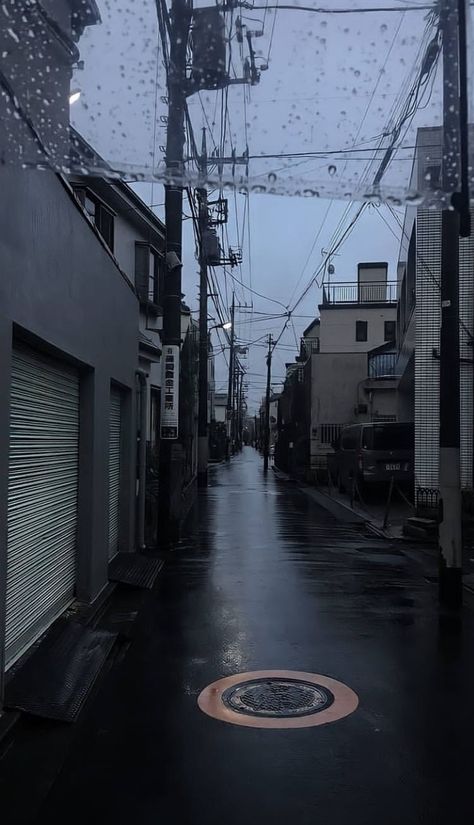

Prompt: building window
xmin=73 ymin=187 xmax=115 ymax=251
xmin=384 ymin=320 xmax=396 ymax=342
xmin=425 ymin=164 xmax=441 ymax=190
xmin=356 ymin=320 xmax=368 ymax=342
xmin=148 ymin=249 xmax=159 ymax=304
xmin=135 ymin=243 xmax=163 ymax=307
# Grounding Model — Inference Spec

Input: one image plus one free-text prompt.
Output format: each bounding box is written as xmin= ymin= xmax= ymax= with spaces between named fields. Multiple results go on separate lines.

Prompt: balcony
xmin=368 ymin=351 xmax=397 ymax=379
xmin=321 ymin=281 xmax=397 ymax=305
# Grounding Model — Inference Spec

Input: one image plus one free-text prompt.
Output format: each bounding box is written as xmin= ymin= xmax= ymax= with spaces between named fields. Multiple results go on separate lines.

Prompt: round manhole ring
xmin=198 ymin=669 xmax=359 ymax=729
xmin=222 ymin=678 xmax=334 ymax=718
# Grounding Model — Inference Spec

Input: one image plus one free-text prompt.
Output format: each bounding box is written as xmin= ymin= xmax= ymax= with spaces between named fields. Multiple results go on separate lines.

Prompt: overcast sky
xmin=67 ymin=0 xmax=457 ymax=411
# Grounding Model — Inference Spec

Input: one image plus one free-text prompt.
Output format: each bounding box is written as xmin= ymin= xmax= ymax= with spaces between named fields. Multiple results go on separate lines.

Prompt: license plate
xmin=386 ymin=463 xmax=401 ymax=471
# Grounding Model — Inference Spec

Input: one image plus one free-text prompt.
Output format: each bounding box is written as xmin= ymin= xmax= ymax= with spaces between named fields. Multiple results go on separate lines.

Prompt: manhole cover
xmin=222 ymin=678 xmax=334 ymax=718
xmin=198 ymin=669 xmax=359 ymax=729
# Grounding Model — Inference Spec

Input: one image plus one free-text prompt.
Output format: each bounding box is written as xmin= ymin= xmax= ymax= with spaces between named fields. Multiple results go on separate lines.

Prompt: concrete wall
xmin=370 ymin=385 xmax=398 ymax=419
xmin=111 ymin=207 xmax=163 ymax=442
xmin=309 ymin=352 xmax=367 ymax=469
xmin=319 ymin=305 xmax=397 ymax=354
xmin=310 ymin=352 xmax=367 ymax=426
xmin=0 ymin=167 xmax=139 ymax=691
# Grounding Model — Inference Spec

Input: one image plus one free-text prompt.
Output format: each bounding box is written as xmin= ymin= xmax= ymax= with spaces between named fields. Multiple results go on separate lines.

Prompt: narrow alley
xmin=2 ymin=448 xmax=474 ymax=825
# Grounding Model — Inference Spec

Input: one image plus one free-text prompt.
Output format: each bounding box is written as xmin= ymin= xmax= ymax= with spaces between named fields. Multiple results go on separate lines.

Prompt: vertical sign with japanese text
xmin=160 ymin=345 xmax=180 ymax=439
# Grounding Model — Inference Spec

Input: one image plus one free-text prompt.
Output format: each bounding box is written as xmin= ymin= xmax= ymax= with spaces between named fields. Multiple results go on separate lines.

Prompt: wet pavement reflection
xmin=33 ymin=448 xmax=474 ymax=824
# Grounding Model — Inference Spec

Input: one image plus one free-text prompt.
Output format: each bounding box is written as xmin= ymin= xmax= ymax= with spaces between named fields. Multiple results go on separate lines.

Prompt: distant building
xmin=276 ymin=262 xmax=398 ymax=479
xmin=309 ymin=262 xmax=398 ymax=476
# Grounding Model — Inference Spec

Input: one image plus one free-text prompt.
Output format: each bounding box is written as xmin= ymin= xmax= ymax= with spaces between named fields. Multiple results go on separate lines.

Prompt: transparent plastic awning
xmin=1 ymin=0 xmax=472 ymax=207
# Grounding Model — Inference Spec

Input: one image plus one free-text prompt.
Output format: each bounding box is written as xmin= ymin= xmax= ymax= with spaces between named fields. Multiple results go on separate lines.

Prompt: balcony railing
xmin=368 ymin=351 xmax=397 ymax=378
xmin=322 ymin=281 xmax=397 ymax=305
xmin=300 ymin=337 xmax=320 ymax=358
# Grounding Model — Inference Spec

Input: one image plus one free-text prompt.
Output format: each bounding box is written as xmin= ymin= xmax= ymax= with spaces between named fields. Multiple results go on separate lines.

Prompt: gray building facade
xmin=0 ymin=166 xmax=138 ymax=700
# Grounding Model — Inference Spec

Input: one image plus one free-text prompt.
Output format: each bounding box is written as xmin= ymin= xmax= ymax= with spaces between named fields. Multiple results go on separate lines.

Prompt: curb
xmin=297 ymin=484 xmax=367 ymax=526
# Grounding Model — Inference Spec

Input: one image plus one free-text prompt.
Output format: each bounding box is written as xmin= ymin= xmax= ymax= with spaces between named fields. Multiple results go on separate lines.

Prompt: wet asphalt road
xmin=7 ymin=448 xmax=474 ymax=823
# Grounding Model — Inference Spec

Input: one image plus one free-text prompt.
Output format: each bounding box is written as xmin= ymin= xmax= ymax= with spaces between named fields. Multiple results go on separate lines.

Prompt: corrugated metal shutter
xmin=5 ymin=347 xmax=79 ymax=665
xmin=108 ymin=389 xmax=122 ymax=559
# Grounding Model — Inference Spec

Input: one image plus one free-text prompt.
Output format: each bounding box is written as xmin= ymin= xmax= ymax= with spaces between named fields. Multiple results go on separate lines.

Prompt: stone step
xmin=403 ymin=516 xmax=438 ymax=540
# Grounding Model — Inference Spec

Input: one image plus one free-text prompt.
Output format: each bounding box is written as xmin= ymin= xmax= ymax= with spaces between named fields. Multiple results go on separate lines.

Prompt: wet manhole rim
xmin=198 ymin=670 xmax=359 ymax=729
xmin=222 ymin=677 xmax=334 ymax=718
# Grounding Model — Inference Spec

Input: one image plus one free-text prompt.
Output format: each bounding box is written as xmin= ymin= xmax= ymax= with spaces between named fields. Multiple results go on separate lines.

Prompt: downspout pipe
xmin=136 ymin=370 xmax=148 ymax=550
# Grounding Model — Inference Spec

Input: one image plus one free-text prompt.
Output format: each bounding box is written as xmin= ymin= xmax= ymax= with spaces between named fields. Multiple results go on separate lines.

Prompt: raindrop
xmin=380 ymin=24 xmax=388 ymax=33
xmin=354 ymin=69 xmax=360 ymax=78
xmin=328 ymin=165 xmax=337 ymax=177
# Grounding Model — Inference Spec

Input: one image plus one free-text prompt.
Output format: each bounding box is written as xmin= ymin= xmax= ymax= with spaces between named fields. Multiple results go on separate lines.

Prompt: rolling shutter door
xmin=108 ymin=389 xmax=122 ymax=559
xmin=6 ymin=347 xmax=79 ymax=665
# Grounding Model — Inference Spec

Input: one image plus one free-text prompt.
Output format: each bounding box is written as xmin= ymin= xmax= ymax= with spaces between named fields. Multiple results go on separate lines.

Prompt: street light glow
xmin=69 ymin=90 xmax=81 ymax=105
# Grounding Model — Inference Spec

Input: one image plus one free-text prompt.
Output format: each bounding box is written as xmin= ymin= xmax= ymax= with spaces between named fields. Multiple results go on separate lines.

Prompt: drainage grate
xmin=222 ymin=678 xmax=334 ymax=718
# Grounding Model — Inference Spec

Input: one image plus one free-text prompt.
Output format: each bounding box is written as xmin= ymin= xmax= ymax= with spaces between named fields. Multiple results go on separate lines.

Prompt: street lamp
xmin=209 ymin=321 xmax=231 ymax=332
xmin=69 ymin=90 xmax=81 ymax=105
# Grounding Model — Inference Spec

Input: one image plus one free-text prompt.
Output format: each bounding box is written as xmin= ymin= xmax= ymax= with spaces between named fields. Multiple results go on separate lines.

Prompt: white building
xmin=307 ymin=262 xmax=398 ymax=475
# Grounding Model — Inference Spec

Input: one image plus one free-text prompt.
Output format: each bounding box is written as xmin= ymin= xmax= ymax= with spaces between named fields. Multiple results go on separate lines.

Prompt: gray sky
xmin=67 ymin=0 xmax=456 ymax=410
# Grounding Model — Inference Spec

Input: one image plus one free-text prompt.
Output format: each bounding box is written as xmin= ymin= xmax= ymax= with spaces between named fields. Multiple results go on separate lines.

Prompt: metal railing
xmin=301 ymin=337 xmax=320 ymax=358
xmin=322 ymin=281 xmax=397 ymax=305
xmin=368 ymin=351 xmax=397 ymax=378
xmin=318 ymin=423 xmax=343 ymax=445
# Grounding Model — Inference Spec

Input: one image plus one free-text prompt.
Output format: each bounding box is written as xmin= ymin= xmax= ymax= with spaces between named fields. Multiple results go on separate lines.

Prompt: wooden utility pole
xmin=263 ymin=334 xmax=272 ymax=473
xmin=197 ymin=129 xmax=209 ymax=487
xmin=157 ymin=0 xmax=191 ymax=541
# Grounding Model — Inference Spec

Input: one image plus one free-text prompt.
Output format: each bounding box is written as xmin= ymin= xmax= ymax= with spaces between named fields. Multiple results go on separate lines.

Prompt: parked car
xmin=328 ymin=422 xmax=414 ymax=493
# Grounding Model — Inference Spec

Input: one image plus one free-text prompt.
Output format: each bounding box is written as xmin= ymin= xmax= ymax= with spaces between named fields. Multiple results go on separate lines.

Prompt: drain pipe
xmin=136 ymin=370 xmax=148 ymax=550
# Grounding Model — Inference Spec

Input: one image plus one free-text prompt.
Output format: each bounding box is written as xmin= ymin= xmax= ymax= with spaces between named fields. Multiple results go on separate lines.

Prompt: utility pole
xmin=235 ymin=367 xmax=243 ymax=451
xmin=197 ymin=128 xmax=209 ymax=488
xmin=438 ymin=0 xmax=464 ymax=608
xmin=225 ymin=294 xmax=235 ymax=460
xmin=238 ymin=370 xmax=245 ymax=449
xmin=158 ymin=0 xmax=191 ymax=541
xmin=263 ymin=334 xmax=272 ymax=473
xmin=233 ymin=362 xmax=240 ymax=452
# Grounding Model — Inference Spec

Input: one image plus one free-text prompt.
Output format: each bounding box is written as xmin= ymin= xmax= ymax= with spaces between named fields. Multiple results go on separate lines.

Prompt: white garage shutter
xmin=6 ymin=347 xmax=79 ymax=665
xmin=108 ymin=389 xmax=122 ymax=559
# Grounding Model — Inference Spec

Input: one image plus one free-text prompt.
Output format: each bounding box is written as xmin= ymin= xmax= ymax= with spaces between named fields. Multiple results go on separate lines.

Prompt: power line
xmin=376 ymin=204 xmax=473 ymax=344
xmin=243 ymin=4 xmax=435 ymax=13
xmin=224 ymin=267 xmax=288 ymax=309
